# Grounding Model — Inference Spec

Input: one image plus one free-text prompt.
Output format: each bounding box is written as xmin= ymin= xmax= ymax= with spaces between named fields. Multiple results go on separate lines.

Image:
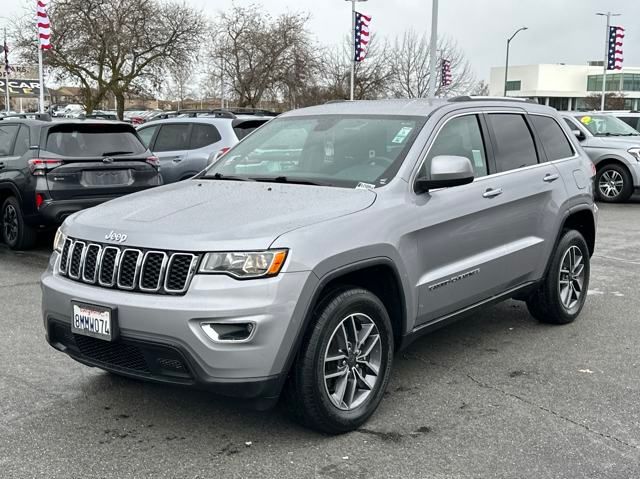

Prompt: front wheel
xmin=595 ymin=164 xmax=633 ymax=203
xmin=286 ymin=288 xmax=394 ymax=434
xmin=527 ymin=230 xmax=590 ymax=324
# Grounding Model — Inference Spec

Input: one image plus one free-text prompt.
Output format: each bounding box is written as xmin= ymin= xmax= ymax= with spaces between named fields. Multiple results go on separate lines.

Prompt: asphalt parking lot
xmin=1 ymin=199 xmax=639 ymax=479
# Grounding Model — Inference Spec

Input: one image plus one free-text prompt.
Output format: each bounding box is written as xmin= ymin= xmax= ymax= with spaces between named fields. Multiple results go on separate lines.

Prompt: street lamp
xmin=503 ymin=27 xmax=528 ymax=97
xmin=345 ymin=0 xmax=368 ymax=101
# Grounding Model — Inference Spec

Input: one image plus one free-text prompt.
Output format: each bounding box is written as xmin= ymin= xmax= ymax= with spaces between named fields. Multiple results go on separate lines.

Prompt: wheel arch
xmin=281 ymin=257 xmax=409 ymax=378
xmin=0 ymin=183 xmax=23 ymax=208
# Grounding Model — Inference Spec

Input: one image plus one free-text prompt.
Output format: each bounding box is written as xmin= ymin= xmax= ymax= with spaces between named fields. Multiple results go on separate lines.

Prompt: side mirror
xmin=415 ymin=155 xmax=475 ymax=194
xmin=572 ymin=130 xmax=585 ymax=141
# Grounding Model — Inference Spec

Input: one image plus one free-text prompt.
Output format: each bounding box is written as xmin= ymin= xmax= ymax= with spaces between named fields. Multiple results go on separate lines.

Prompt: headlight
xmin=627 ymin=147 xmax=640 ymax=161
xmin=53 ymin=228 xmax=67 ymax=253
xmin=199 ymin=250 xmax=288 ymax=279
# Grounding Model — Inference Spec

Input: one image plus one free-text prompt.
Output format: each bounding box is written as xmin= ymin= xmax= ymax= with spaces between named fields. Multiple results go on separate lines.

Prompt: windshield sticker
xmin=580 ymin=116 xmax=592 ymax=125
xmin=356 ymin=182 xmax=376 ymax=190
xmin=392 ymin=126 xmax=413 ymax=143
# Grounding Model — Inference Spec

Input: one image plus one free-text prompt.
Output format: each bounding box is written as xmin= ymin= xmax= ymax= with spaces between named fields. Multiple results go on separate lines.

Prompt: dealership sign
xmin=0 ymin=79 xmax=44 ymax=97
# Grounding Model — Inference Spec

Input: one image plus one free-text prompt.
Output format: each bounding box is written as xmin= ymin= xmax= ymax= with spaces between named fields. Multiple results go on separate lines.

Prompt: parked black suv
xmin=0 ymin=115 xmax=162 ymax=249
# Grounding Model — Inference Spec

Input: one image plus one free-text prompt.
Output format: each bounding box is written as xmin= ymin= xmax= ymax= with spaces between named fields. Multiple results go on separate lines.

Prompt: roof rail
xmin=1 ymin=112 xmax=52 ymax=121
xmin=448 ymin=96 xmax=533 ymax=103
xmin=176 ymin=109 xmax=236 ymax=119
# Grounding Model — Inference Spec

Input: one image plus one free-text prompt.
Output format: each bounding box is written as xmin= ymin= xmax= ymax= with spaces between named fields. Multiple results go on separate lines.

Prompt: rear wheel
xmin=527 ymin=229 xmax=590 ymax=324
xmin=595 ymin=163 xmax=633 ymax=203
xmin=286 ymin=288 xmax=394 ymax=434
xmin=1 ymin=197 xmax=37 ymax=250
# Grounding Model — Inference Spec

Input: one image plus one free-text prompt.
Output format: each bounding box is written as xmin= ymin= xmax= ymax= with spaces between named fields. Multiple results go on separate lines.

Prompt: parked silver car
xmin=137 ymin=113 xmax=271 ymax=184
xmin=43 ymin=98 xmax=596 ymax=433
xmin=562 ymin=112 xmax=640 ymax=202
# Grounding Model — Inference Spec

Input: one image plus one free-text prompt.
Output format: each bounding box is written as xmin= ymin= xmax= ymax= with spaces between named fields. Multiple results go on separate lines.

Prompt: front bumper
xmin=41 ymin=253 xmax=317 ymax=399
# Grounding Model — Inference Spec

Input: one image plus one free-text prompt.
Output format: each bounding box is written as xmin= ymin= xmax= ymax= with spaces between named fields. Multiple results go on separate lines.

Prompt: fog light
xmin=202 ymin=322 xmax=256 ymax=343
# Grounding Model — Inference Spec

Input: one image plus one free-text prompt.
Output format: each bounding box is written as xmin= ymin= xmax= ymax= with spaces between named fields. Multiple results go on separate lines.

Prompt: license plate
xmin=81 ymin=169 xmax=132 ymax=186
xmin=71 ymin=302 xmax=116 ymax=341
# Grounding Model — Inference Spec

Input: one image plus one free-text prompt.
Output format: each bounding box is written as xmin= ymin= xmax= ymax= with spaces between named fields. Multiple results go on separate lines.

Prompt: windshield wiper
xmin=101 ymin=150 xmax=134 ymax=156
xmin=251 ymin=176 xmax=326 ymax=186
xmin=203 ymin=172 xmax=254 ymax=182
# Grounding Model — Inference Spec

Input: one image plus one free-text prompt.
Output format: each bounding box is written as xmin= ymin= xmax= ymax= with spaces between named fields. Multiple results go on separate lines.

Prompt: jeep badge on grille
xmin=104 ymin=230 xmax=128 ymax=243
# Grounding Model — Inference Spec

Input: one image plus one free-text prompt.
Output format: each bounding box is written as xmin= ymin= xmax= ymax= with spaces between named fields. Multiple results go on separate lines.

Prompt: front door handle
xmin=0 ymin=162 xmax=5 ymax=170
xmin=483 ymin=187 xmax=503 ymax=198
xmin=543 ymin=173 xmax=560 ymax=182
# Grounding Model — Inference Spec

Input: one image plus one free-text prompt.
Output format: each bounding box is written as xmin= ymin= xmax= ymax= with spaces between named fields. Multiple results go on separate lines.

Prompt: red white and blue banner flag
xmin=37 ymin=0 xmax=52 ymax=50
xmin=354 ymin=12 xmax=371 ymax=62
xmin=441 ymin=59 xmax=452 ymax=87
xmin=607 ymin=26 xmax=624 ymax=70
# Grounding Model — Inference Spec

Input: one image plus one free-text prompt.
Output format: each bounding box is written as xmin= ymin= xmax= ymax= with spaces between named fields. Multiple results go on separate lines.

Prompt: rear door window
xmin=137 ymin=125 xmax=159 ymax=148
xmin=486 ymin=113 xmax=538 ymax=172
xmin=530 ymin=115 xmax=574 ymax=161
xmin=45 ymin=124 xmax=147 ymax=157
xmin=12 ymin=126 xmax=30 ymax=157
xmin=190 ymin=123 xmax=221 ymax=149
xmin=0 ymin=125 xmax=19 ymax=156
xmin=154 ymin=124 xmax=191 ymax=152
xmin=422 ymin=114 xmax=488 ymax=178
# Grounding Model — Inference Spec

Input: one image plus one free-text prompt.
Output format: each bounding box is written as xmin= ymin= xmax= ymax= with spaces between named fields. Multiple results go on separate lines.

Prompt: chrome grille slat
xmin=58 ymin=238 xmax=198 ymax=295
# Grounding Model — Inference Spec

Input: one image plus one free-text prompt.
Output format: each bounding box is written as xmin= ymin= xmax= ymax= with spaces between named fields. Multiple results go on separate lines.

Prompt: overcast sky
xmin=3 ymin=0 xmax=640 ymax=81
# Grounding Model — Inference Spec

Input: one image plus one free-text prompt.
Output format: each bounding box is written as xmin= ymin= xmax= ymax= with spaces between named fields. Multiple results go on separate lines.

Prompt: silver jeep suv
xmin=42 ymin=98 xmax=597 ymax=434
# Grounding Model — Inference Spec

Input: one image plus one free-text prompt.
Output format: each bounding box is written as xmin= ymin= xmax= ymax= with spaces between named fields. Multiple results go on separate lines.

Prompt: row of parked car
xmin=0 ymin=103 xmax=639 ymax=251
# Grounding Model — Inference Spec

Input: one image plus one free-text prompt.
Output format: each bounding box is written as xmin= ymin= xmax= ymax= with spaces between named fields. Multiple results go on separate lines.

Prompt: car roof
xmin=280 ymin=98 xmax=559 ymax=118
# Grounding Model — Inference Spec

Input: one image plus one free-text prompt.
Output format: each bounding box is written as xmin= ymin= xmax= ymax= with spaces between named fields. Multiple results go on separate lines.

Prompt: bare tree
xmin=14 ymin=0 xmax=204 ymax=118
xmin=211 ymin=4 xmax=315 ymax=108
xmin=472 ymin=80 xmax=490 ymax=96
xmin=583 ymin=93 xmax=626 ymax=111
xmin=389 ymin=30 xmax=476 ymax=98
xmin=168 ymin=61 xmax=194 ymax=110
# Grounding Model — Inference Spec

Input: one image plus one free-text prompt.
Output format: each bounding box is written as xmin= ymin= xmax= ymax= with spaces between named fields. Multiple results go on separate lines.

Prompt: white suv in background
xmin=137 ymin=111 xmax=273 ymax=184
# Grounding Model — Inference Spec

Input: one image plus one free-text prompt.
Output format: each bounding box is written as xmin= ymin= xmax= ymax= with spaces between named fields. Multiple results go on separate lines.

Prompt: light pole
xmin=503 ymin=27 xmax=528 ymax=97
xmin=596 ymin=12 xmax=621 ymax=111
xmin=346 ymin=0 xmax=368 ymax=101
xmin=427 ymin=0 xmax=438 ymax=98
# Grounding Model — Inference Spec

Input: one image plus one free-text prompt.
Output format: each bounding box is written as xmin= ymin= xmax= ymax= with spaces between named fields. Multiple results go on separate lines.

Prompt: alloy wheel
xmin=558 ymin=245 xmax=585 ymax=310
xmin=323 ymin=313 xmax=382 ymax=411
xmin=598 ymin=169 xmax=624 ymax=199
xmin=3 ymin=204 xmax=19 ymax=244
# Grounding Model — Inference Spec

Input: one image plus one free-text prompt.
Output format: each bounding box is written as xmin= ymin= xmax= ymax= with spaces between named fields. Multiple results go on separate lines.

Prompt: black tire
xmin=527 ymin=230 xmax=590 ymax=324
xmin=285 ymin=287 xmax=394 ymax=434
xmin=1 ymin=196 xmax=37 ymax=250
xmin=595 ymin=163 xmax=633 ymax=203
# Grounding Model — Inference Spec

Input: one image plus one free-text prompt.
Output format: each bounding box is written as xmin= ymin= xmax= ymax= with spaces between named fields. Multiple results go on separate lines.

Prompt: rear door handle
xmin=543 ymin=173 xmax=560 ymax=182
xmin=172 ymin=156 xmax=184 ymax=163
xmin=483 ymin=187 xmax=503 ymax=198
xmin=0 ymin=162 xmax=5 ymax=170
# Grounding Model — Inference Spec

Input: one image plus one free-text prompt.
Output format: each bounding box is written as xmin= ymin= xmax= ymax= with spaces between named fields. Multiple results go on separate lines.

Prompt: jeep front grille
xmin=58 ymin=238 xmax=198 ymax=295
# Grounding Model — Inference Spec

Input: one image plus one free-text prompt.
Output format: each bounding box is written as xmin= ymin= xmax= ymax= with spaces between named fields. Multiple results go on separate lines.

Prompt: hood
xmin=64 ymin=180 xmax=377 ymax=251
xmin=582 ymin=135 xmax=640 ymax=150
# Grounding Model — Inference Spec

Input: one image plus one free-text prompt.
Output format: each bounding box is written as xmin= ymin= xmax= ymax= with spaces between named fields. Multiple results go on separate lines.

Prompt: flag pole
xmin=600 ymin=12 xmax=611 ymax=112
xmin=38 ymin=45 xmax=44 ymax=112
xmin=350 ymin=0 xmax=356 ymax=101
xmin=4 ymin=28 xmax=10 ymax=113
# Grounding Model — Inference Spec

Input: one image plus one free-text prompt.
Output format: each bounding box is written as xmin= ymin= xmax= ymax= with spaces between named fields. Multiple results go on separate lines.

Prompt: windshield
xmin=202 ymin=115 xmax=425 ymax=188
xmin=576 ymin=114 xmax=640 ymax=137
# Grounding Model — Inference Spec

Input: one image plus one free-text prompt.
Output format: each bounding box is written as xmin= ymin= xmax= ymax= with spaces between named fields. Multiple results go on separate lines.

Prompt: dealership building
xmin=489 ymin=63 xmax=640 ymax=111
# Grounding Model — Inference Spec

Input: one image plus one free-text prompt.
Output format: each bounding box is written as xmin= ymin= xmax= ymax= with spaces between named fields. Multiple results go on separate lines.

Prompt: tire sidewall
xmin=305 ymin=290 xmax=394 ymax=432
xmin=595 ymin=164 xmax=632 ymax=203
xmin=547 ymin=230 xmax=590 ymax=322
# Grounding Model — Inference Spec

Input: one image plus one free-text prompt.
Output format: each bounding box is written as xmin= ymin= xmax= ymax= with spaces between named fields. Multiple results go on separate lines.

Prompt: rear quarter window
xmin=233 ymin=120 xmax=269 ymax=140
xmin=45 ymin=124 xmax=146 ymax=157
xmin=530 ymin=115 xmax=574 ymax=161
